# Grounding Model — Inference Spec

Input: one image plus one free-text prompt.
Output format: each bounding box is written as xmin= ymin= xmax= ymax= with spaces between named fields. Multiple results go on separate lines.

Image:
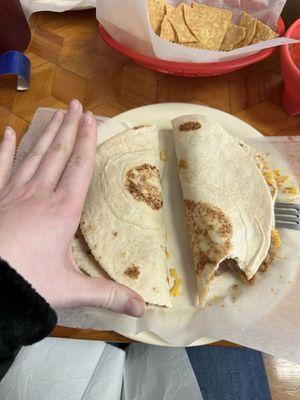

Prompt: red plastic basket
xmin=98 ymin=18 xmax=285 ymax=77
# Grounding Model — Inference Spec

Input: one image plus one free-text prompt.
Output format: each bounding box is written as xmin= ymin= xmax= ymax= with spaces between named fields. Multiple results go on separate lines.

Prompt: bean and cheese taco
xmin=172 ymin=115 xmax=277 ymax=307
xmin=80 ymin=125 xmax=171 ymax=308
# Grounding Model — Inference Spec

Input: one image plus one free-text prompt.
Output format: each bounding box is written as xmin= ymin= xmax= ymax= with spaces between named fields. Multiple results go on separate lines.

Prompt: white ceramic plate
xmin=111 ymin=103 xmax=262 ymax=347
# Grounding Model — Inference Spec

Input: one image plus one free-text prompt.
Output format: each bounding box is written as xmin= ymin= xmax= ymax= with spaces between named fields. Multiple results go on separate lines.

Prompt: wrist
xmin=0 ymin=258 xmax=57 ymax=354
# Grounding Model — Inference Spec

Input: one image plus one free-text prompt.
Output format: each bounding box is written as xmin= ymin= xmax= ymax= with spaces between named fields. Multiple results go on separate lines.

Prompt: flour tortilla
xmin=172 ymin=115 xmax=274 ymax=307
xmin=71 ymin=230 xmax=109 ymax=279
xmin=81 ymin=125 xmax=171 ymax=308
xmin=238 ymin=141 xmax=277 ymax=202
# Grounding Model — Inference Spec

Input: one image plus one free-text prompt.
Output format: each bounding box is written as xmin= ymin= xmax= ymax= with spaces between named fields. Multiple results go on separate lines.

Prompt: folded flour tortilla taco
xmin=80 ymin=125 xmax=171 ymax=308
xmin=172 ymin=115 xmax=277 ymax=306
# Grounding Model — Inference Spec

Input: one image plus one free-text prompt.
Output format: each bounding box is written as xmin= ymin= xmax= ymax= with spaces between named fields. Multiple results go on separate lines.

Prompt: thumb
xmin=69 ymin=274 xmax=146 ymax=317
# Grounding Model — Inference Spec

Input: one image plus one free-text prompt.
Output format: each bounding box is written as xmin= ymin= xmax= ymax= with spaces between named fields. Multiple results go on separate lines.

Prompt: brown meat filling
xmin=179 ymin=122 xmax=201 ymax=131
xmin=216 ymin=258 xmax=255 ymax=285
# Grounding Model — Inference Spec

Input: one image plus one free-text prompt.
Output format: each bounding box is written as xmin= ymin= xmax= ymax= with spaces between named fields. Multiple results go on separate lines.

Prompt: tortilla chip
xmin=184 ymin=3 xmax=232 ymax=50
xmin=148 ymin=0 xmax=166 ymax=34
xmin=238 ymin=11 xmax=257 ymax=47
xmin=181 ymin=42 xmax=203 ymax=49
xmin=251 ymin=20 xmax=278 ymax=44
xmin=220 ymin=24 xmax=246 ymax=51
xmin=160 ymin=15 xmax=176 ymax=42
xmin=168 ymin=3 xmax=197 ymax=43
xmin=165 ymin=4 xmax=174 ymax=16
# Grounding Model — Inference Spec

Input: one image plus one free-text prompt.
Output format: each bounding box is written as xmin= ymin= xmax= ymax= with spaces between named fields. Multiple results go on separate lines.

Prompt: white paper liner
xmin=96 ymin=0 xmax=298 ymax=63
xmin=21 ymin=0 xmax=96 ymax=18
xmin=15 ymin=108 xmax=300 ymax=362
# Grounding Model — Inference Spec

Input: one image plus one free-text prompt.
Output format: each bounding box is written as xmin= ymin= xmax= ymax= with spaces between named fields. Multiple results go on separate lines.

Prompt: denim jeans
xmin=186 ymin=346 xmax=271 ymax=400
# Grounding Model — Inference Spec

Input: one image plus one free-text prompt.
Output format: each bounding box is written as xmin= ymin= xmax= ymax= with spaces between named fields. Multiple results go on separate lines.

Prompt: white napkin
xmin=14 ymin=107 xmax=130 ymax=171
xmin=0 ymin=338 xmax=203 ymax=400
xmin=21 ymin=0 xmax=95 ymax=18
xmin=0 ymin=338 xmax=125 ymax=400
xmin=122 ymin=344 xmax=203 ymax=400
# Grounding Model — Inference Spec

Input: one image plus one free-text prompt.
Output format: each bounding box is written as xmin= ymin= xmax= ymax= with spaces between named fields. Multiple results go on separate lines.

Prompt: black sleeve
xmin=0 ymin=258 xmax=57 ymax=377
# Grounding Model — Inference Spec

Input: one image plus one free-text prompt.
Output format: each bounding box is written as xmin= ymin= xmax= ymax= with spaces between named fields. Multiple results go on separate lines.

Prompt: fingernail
xmin=4 ymin=126 xmax=12 ymax=140
xmin=126 ymin=298 xmax=145 ymax=317
xmin=83 ymin=111 xmax=93 ymax=126
xmin=69 ymin=99 xmax=80 ymax=111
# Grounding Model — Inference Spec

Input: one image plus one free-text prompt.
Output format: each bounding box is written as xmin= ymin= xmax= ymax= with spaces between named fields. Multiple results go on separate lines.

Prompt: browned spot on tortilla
xmin=133 ymin=124 xmax=151 ymax=130
xmin=125 ymin=163 xmax=163 ymax=210
xmin=179 ymin=121 xmax=201 ymax=131
xmin=152 ymin=287 xmax=159 ymax=293
xmin=93 ymin=244 xmax=98 ymax=250
xmin=124 ymin=264 xmax=140 ymax=279
xmin=184 ymin=200 xmax=233 ymax=273
xmin=178 ymin=159 xmax=188 ymax=169
xmin=112 ymin=231 xmax=118 ymax=237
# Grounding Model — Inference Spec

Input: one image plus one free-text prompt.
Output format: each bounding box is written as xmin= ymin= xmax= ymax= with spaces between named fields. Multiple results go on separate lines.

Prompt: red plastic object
xmin=0 ymin=0 xmax=31 ymax=54
xmin=281 ymin=19 xmax=300 ymax=116
xmin=99 ymin=18 xmax=285 ymax=77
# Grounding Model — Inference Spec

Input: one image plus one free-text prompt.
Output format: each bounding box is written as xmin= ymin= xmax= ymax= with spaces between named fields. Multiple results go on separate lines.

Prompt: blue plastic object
xmin=0 ymin=50 xmax=31 ymax=91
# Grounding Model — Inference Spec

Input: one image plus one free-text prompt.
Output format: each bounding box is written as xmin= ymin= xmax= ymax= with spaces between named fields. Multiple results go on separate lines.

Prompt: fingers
xmin=0 ymin=127 xmax=16 ymax=189
xmin=66 ymin=273 xmax=146 ymax=317
xmin=33 ymin=99 xmax=83 ymax=190
xmin=56 ymin=111 xmax=97 ymax=207
xmin=12 ymin=110 xmax=65 ymax=186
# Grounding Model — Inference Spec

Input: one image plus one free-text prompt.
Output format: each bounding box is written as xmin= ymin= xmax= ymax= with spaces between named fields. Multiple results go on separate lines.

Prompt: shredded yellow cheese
xmin=169 ymin=268 xmax=182 ymax=297
xmin=272 ymin=169 xmax=290 ymax=188
xmin=271 ymin=168 xmax=300 ymax=200
xmin=283 ymin=186 xmax=299 ymax=196
xmin=273 ymin=169 xmax=281 ymax=177
xmin=263 ymin=170 xmax=275 ymax=186
xmin=271 ymin=229 xmax=281 ymax=249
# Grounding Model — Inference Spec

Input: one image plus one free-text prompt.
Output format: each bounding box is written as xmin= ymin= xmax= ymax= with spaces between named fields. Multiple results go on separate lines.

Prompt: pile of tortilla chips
xmin=148 ymin=0 xmax=278 ymax=51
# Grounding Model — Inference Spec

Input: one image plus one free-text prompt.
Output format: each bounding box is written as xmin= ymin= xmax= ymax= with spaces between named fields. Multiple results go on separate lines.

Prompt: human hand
xmin=0 ymin=100 xmax=145 ymax=317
